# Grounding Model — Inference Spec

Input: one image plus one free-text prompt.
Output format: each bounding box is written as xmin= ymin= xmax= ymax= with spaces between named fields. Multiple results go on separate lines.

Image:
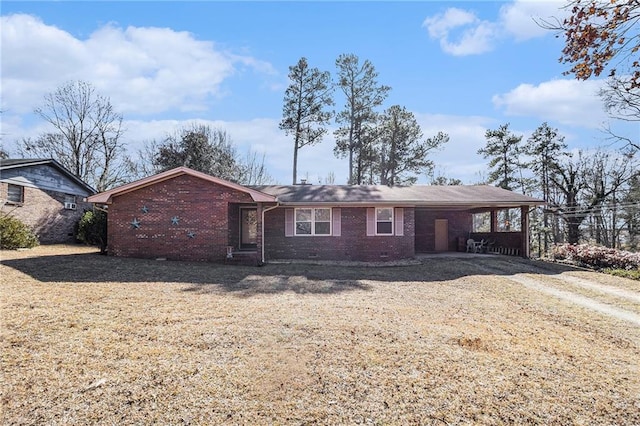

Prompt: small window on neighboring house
xmin=376 ymin=207 xmax=393 ymax=235
xmin=295 ymin=208 xmax=331 ymax=236
xmin=7 ymin=184 xmax=24 ymax=204
xmin=64 ymin=194 xmax=77 ymax=210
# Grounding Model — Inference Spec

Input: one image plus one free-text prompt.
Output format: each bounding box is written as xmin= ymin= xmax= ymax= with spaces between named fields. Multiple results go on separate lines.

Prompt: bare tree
xmin=581 ymin=150 xmax=637 ymax=248
xmin=543 ymin=1 xmax=640 ymax=150
xmin=549 ymin=149 xmax=638 ymax=245
xmin=18 ymin=81 xmax=133 ymax=191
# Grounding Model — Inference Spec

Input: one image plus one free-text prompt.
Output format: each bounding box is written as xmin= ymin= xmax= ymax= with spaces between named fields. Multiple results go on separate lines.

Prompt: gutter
xmin=260 ymin=202 xmax=280 ymax=265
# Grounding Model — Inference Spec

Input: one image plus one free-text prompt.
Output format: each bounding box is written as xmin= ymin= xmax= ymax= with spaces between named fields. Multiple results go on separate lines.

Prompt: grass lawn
xmin=1 ymin=245 xmax=639 ymax=425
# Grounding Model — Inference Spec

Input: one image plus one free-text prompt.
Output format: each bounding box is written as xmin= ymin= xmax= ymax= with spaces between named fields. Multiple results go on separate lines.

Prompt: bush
xmin=603 ymin=268 xmax=640 ymax=281
xmin=0 ymin=213 xmax=39 ymax=249
xmin=76 ymin=210 xmax=107 ymax=253
xmin=552 ymin=243 xmax=640 ymax=270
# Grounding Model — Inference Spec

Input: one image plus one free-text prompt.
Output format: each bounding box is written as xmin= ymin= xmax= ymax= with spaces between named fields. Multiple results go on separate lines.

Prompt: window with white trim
xmin=7 ymin=184 xmax=24 ymax=204
xmin=295 ymin=208 xmax=331 ymax=235
xmin=376 ymin=207 xmax=393 ymax=235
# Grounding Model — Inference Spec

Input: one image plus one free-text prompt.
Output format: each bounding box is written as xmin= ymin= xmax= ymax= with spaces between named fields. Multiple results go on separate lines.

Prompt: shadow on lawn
xmin=1 ymin=251 xmax=582 ymax=297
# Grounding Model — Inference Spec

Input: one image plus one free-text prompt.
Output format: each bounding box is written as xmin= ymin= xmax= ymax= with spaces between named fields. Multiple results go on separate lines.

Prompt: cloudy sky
xmin=1 ymin=1 xmax=636 ymax=185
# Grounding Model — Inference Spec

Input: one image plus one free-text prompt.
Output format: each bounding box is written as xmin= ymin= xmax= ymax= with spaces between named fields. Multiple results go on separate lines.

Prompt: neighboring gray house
xmin=0 ymin=159 xmax=96 ymax=243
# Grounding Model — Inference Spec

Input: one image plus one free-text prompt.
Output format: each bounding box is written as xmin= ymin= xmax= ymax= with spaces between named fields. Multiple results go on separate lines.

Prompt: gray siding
xmin=0 ymin=164 xmax=93 ymax=197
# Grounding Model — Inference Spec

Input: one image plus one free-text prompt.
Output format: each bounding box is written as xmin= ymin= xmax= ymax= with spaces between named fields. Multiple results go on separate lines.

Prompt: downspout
xmin=261 ymin=202 xmax=280 ymax=265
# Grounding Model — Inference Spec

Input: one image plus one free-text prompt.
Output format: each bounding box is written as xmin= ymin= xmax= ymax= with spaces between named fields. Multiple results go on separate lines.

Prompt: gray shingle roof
xmin=251 ymin=184 xmax=544 ymax=208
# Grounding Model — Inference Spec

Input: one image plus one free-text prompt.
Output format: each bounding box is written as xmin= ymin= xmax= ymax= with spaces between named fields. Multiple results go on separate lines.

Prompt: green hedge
xmin=76 ymin=210 xmax=107 ymax=253
xmin=0 ymin=213 xmax=39 ymax=249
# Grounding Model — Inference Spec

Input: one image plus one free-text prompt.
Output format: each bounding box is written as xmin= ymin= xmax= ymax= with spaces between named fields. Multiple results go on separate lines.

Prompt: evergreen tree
xmin=279 ymin=57 xmax=333 ymax=184
xmin=334 ymin=53 xmax=390 ymax=184
xmin=375 ymin=105 xmax=448 ymax=186
xmin=151 ymin=124 xmax=273 ymax=185
xmin=525 ymin=123 xmax=568 ymax=255
xmin=477 ymin=123 xmax=526 ymax=192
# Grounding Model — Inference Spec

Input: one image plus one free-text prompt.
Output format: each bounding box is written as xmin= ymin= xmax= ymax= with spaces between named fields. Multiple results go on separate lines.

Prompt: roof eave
xmin=1 ymin=158 xmax=97 ymax=194
xmin=275 ymin=200 xmax=545 ymax=208
xmin=87 ymin=167 xmax=276 ymax=204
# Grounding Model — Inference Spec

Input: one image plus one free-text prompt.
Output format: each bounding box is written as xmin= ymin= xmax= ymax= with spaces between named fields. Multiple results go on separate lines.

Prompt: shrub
xmin=603 ymin=269 xmax=640 ymax=281
xmin=76 ymin=210 xmax=107 ymax=253
xmin=552 ymin=243 xmax=640 ymax=270
xmin=0 ymin=213 xmax=39 ymax=249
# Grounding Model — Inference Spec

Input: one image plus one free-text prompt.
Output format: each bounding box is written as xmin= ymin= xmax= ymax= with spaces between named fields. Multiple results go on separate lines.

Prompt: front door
xmin=434 ymin=219 xmax=448 ymax=252
xmin=240 ymin=208 xmax=257 ymax=250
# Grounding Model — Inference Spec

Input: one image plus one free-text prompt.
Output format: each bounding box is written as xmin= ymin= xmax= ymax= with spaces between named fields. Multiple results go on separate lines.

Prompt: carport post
xmin=490 ymin=209 xmax=498 ymax=233
xmin=521 ymin=205 xmax=530 ymax=258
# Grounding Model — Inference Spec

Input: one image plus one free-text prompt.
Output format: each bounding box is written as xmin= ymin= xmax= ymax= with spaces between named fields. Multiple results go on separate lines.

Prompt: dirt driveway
xmin=452 ymin=255 xmax=640 ymax=327
xmin=1 ymin=245 xmax=639 ymax=425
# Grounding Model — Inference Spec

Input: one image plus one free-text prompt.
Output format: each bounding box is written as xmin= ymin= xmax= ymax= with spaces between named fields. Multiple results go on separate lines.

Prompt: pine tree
xmin=280 ymin=57 xmax=333 ymax=184
xmin=334 ymin=53 xmax=390 ymax=184
xmin=477 ymin=123 xmax=526 ymax=192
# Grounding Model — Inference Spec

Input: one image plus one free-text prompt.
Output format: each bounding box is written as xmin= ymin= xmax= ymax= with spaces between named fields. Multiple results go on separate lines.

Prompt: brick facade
xmin=97 ymin=169 xmax=534 ymax=263
xmin=414 ymin=209 xmax=472 ymax=252
xmin=0 ymin=182 xmax=91 ymax=243
xmin=264 ymin=207 xmax=415 ymax=262
xmin=107 ymin=175 xmax=255 ymax=262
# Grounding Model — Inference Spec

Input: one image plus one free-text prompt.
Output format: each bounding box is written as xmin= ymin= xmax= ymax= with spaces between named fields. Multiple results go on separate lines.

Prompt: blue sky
xmin=1 ymin=1 xmax=637 ymax=185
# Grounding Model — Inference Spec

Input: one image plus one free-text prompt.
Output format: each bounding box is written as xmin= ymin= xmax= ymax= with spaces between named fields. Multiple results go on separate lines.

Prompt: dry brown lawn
xmin=1 ymin=245 xmax=639 ymax=425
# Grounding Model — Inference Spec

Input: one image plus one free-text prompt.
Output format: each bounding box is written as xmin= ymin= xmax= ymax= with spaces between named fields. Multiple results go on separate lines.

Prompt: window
xmin=471 ymin=209 xmax=522 ymax=232
xmin=376 ymin=207 xmax=393 ymax=235
xmin=295 ymin=208 xmax=331 ymax=235
xmin=64 ymin=194 xmax=77 ymax=210
xmin=7 ymin=184 xmax=24 ymax=204
xmin=472 ymin=212 xmax=491 ymax=232
xmin=497 ymin=208 xmax=521 ymax=232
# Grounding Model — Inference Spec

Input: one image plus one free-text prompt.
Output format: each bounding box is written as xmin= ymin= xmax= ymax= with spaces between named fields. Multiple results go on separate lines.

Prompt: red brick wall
xmin=414 ymin=209 xmax=472 ymax=252
xmin=1 ymin=182 xmax=91 ymax=243
xmin=107 ymin=175 xmax=254 ymax=262
xmin=263 ymin=207 xmax=415 ymax=262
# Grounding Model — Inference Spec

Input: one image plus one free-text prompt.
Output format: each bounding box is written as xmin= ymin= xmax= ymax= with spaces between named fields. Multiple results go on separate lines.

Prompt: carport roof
xmin=252 ymin=184 xmax=545 ymax=208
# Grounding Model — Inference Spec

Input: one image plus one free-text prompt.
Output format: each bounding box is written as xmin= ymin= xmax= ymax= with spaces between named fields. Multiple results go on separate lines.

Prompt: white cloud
xmin=492 ymin=79 xmax=607 ymax=128
xmin=499 ymin=0 xmax=565 ymax=41
xmin=423 ymin=1 xmax=566 ymax=55
xmin=422 ymin=8 xmax=498 ymax=56
xmin=423 ymin=8 xmax=478 ymax=39
xmin=415 ymin=113 xmax=495 ymax=184
xmin=0 ymin=14 xmax=276 ymax=116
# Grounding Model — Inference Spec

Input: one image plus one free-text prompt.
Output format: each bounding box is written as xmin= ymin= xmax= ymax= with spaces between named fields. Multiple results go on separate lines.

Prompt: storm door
xmin=240 ymin=208 xmax=258 ymax=250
